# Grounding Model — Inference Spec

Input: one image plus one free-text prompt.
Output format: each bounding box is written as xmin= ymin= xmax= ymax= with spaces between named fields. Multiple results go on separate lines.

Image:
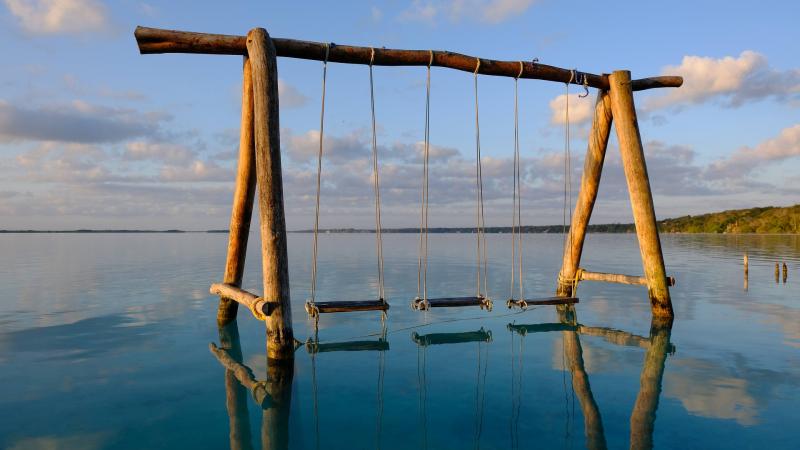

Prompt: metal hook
xmin=579 ymin=72 xmax=589 ymax=98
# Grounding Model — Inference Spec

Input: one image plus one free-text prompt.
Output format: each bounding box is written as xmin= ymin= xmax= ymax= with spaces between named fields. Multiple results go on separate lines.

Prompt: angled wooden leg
xmin=247 ymin=28 xmax=294 ymax=360
xmin=217 ymin=56 xmax=258 ymax=325
xmin=608 ymin=70 xmax=673 ymax=318
xmin=556 ymin=89 xmax=613 ymax=298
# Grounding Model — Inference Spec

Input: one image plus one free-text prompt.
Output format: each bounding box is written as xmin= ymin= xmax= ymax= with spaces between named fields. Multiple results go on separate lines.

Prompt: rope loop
xmin=474 ymin=58 xmax=481 ymax=75
xmin=370 ymin=47 xmax=375 ymax=66
xmin=516 ymin=61 xmax=524 ymax=79
xmin=428 ymin=50 xmax=434 ymax=68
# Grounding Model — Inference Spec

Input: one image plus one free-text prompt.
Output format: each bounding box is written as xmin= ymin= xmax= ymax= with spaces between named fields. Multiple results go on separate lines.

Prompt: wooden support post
xmin=247 ymin=28 xmax=294 ymax=360
xmin=629 ymin=316 xmax=673 ymax=450
xmin=557 ymin=90 xmax=613 ymax=297
xmin=217 ymin=56 xmax=258 ymax=325
xmin=608 ymin=70 xmax=673 ymax=318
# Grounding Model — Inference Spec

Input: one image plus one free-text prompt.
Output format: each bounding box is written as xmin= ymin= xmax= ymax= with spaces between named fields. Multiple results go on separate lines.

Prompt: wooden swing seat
xmin=412 ymin=296 xmax=492 ymax=311
xmin=305 ymin=299 xmax=389 ymax=315
xmin=506 ymin=296 xmax=579 ymax=309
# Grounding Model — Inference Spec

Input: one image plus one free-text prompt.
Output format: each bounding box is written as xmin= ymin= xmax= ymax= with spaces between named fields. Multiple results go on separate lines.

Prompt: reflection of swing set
xmin=135 ymin=25 xmax=681 ymax=359
xmin=209 ymin=308 xmax=675 ymax=449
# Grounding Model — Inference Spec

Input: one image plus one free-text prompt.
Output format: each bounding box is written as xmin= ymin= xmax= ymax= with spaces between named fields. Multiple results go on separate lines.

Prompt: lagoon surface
xmin=0 ymin=233 xmax=798 ymax=449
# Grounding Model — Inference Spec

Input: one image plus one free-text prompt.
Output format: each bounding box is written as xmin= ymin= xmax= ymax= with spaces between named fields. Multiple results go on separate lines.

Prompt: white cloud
xmin=549 ymin=93 xmax=593 ymax=125
xmin=708 ymin=124 xmax=800 ymax=178
xmin=400 ymin=0 xmax=535 ymax=24
xmin=4 ymin=0 xmax=110 ymax=34
xmin=277 ymin=79 xmax=308 ymax=109
xmin=645 ymin=51 xmax=800 ymax=110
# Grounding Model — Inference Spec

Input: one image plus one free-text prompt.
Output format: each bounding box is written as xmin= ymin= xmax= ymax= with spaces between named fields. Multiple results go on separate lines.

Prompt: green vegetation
xmin=657 ymin=204 xmax=800 ymax=234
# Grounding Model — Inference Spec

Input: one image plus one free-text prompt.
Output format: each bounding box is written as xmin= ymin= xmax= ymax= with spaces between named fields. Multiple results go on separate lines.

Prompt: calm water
xmin=0 ymin=233 xmax=798 ymax=449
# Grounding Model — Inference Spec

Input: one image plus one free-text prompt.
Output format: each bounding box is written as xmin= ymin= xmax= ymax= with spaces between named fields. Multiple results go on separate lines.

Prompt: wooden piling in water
xmin=608 ymin=70 xmax=673 ymax=318
xmin=556 ymin=90 xmax=613 ymax=298
xmin=247 ymin=28 xmax=294 ymax=360
xmin=783 ymin=262 xmax=788 ymax=283
xmin=775 ymin=262 xmax=780 ymax=283
xmin=217 ymin=56 xmax=258 ymax=326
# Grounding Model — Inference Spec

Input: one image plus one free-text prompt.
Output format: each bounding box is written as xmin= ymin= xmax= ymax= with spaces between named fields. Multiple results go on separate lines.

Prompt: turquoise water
xmin=0 ymin=233 xmax=798 ymax=449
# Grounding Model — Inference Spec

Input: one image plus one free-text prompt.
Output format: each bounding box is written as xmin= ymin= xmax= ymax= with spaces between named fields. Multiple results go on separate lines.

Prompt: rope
xmin=416 ymin=50 xmax=433 ymax=310
xmin=369 ymin=48 xmax=386 ymax=303
xmin=473 ymin=58 xmax=489 ymax=301
xmin=309 ymin=44 xmax=330 ymax=310
xmin=510 ymin=61 xmax=524 ymax=303
xmin=375 ymin=323 xmax=386 ymax=449
xmin=562 ymin=70 xmax=575 ymax=288
xmin=417 ymin=340 xmax=429 ymax=449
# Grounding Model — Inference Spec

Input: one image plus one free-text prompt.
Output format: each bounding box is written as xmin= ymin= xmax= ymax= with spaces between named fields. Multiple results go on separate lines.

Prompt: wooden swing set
xmin=135 ymin=26 xmax=682 ymax=360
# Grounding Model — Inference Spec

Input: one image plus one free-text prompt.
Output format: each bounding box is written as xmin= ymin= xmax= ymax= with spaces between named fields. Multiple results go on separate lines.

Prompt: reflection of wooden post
xmin=629 ymin=317 xmax=673 ymax=450
xmin=557 ymin=90 xmax=613 ymax=297
xmin=559 ymin=307 xmax=608 ymax=450
xmin=218 ymin=57 xmax=258 ymax=325
xmin=246 ymin=28 xmax=294 ymax=360
xmin=743 ymin=254 xmax=749 ymax=291
xmin=262 ymin=359 xmax=294 ymax=450
xmin=608 ymin=70 xmax=673 ymax=318
xmin=218 ymin=321 xmax=254 ymax=450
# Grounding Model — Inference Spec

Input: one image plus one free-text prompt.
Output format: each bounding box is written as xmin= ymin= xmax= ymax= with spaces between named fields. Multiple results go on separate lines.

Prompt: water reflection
xmin=508 ymin=307 xmax=674 ymax=450
xmin=211 ymin=321 xmax=294 ymax=450
xmin=212 ymin=309 xmax=675 ymax=450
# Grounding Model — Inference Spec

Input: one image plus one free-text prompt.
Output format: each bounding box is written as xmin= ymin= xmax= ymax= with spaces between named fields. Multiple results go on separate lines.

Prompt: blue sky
xmin=0 ymin=0 xmax=798 ymax=230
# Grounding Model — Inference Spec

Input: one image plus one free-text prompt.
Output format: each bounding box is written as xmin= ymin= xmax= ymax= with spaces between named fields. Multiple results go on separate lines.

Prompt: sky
xmin=0 ymin=0 xmax=798 ymax=230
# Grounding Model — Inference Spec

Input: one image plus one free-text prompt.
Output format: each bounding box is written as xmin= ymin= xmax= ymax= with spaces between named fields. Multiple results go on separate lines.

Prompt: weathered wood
xmin=412 ymin=329 xmax=492 ymax=346
xmin=608 ymin=70 xmax=673 ymax=318
xmin=579 ymin=270 xmax=675 ymax=287
xmin=217 ymin=56 xmax=258 ymax=325
xmin=783 ymin=262 xmax=788 ymax=283
xmin=507 ymin=296 xmax=579 ymax=309
xmin=211 ymin=283 xmax=270 ymax=320
xmin=306 ymin=339 xmax=389 ymax=353
xmin=306 ymin=299 xmax=389 ymax=314
xmin=412 ymin=296 xmax=491 ymax=310
xmin=629 ymin=317 xmax=673 ymax=450
xmin=134 ymin=26 xmax=682 ymax=91
xmin=557 ymin=90 xmax=613 ymax=297
xmin=247 ymin=28 xmax=294 ymax=360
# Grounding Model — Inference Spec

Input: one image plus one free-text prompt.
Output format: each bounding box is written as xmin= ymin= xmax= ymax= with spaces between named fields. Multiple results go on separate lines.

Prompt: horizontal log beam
xmin=210 ymin=283 xmax=271 ymax=320
xmin=579 ymin=270 xmax=676 ymax=287
xmin=134 ymin=26 xmax=682 ymax=91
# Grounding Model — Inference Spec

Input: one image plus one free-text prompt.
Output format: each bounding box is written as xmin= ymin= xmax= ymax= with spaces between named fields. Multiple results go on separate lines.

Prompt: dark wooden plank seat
xmin=411 ymin=296 xmax=492 ymax=311
xmin=506 ymin=296 xmax=578 ymax=309
xmin=305 ymin=299 xmax=389 ymax=315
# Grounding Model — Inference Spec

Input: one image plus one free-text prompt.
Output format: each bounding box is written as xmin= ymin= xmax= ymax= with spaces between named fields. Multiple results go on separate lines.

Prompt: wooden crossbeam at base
xmin=210 ymin=283 xmax=270 ymax=320
xmin=411 ymin=296 xmax=492 ymax=311
xmin=579 ymin=269 xmax=676 ymax=287
xmin=305 ymin=299 xmax=389 ymax=315
xmin=506 ymin=296 xmax=579 ymax=309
